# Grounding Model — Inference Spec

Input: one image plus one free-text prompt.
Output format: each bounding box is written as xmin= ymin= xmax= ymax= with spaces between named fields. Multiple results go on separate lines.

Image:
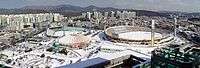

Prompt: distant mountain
xmin=21 ymin=5 xmax=120 ymax=12
xmin=157 ymin=11 xmax=200 ymax=18
xmin=21 ymin=5 xmax=84 ymax=12
xmin=83 ymin=5 xmax=118 ymax=12
xmin=0 ymin=4 xmax=179 ymax=17
xmin=158 ymin=11 xmax=188 ymax=15
xmin=157 ymin=11 xmax=188 ymax=13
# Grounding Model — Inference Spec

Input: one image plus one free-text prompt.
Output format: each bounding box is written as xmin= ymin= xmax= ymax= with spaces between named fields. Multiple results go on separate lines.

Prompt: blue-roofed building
xmin=58 ymin=57 xmax=109 ymax=68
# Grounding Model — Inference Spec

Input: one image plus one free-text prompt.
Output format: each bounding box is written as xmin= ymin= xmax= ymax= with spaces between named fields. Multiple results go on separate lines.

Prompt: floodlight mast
xmin=151 ymin=20 xmax=155 ymax=46
xmin=174 ymin=18 xmax=178 ymax=37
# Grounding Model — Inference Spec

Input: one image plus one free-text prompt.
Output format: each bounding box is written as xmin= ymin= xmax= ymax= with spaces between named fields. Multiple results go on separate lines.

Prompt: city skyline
xmin=0 ymin=1 xmax=200 ymax=67
xmin=0 ymin=0 xmax=200 ymax=12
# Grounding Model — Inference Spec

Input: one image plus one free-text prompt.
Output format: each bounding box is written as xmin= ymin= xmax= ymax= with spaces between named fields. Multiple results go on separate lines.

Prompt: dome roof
xmin=58 ymin=34 xmax=90 ymax=46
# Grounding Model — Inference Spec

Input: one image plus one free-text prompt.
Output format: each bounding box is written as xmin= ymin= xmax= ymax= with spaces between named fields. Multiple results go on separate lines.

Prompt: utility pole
xmin=151 ymin=20 xmax=155 ymax=46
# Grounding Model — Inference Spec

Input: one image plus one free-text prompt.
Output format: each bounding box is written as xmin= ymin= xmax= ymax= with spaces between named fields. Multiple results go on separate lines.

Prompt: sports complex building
xmin=105 ymin=26 xmax=175 ymax=46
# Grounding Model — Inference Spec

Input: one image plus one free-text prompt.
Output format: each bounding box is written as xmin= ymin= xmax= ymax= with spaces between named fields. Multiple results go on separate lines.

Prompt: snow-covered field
xmin=118 ymin=31 xmax=162 ymax=40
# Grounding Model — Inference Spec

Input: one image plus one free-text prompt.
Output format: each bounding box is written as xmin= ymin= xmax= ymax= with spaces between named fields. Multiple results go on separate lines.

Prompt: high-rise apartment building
xmin=0 ymin=13 xmax=64 ymax=31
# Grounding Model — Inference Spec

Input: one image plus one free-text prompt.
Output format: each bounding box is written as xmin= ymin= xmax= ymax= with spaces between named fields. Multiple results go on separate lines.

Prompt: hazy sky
xmin=0 ymin=0 xmax=200 ymax=12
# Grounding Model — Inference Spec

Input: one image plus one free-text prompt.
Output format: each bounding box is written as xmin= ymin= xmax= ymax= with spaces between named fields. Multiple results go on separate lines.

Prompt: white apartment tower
xmin=111 ymin=11 xmax=115 ymax=18
xmin=104 ymin=12 xmax=109 ymax=18
xmin=87 ymin=12 xmax=92 ymax=20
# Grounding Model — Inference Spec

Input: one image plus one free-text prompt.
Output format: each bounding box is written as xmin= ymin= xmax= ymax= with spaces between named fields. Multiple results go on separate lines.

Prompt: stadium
xmin=105 ymin=26 xmax=175 ymax=46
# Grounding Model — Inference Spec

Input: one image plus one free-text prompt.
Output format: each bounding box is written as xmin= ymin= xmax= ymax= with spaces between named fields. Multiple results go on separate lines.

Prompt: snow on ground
xmin=1 ymin=30 xmax=173 ymax=68
xmin=54 ymin=31 xmax=64 ymax=37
